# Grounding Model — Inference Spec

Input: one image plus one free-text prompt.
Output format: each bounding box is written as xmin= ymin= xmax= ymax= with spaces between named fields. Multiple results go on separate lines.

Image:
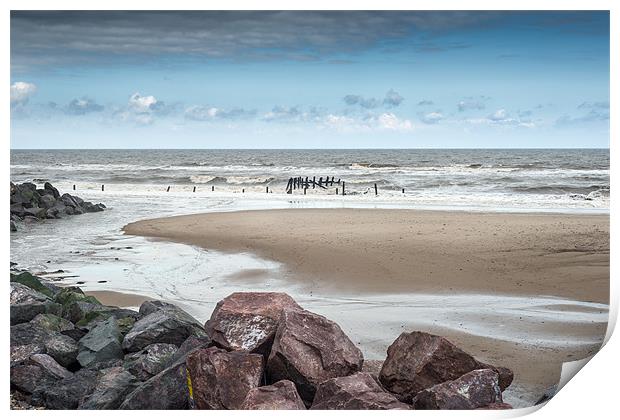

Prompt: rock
xmin=379 ymin=331 xmax=482 ymax=402
xmin=77 ymin=317 xmax=124 ymax=367
xmin=31 ymin=368 xmax=98 ymax=409
xmin=11 ymin=343 xmax=46 ymax=366
xmin=60 ymin=193 xmax=81 ymax=208
xmin=164 ymin=335 xmax=212 ymax=369
xmin=64 ymin=301 xmax=107 ymax=324
xmin=30 ymin=313 xmax=74 ymax=332
xmin=83 ymin=202 xmax=105 ymax=212
xmin=124 ymin=343 xmax=179 ymax=381
xmin=10 ymin=203 xmax=27 ymax=217
xmin=206 ymin=292 xmax=302 ymax=355
xmin=139 ymin=300 xmax=179 ymax=316
xmin=39 ymin=194 xmax=56 ymax=209
xmin=53 ymin=286 xmax=100 ymax=306
xmin=311 ymin=372 xmax=410 ymax=410
xmin=479 ymin=363 xmax=514 ymax=391
xmin=10 ymin=282 xmax=62 ymax=325
xmin=120 ymin=359 xmax=190 ymax=409
xmin=61 ymin=328 xmax=87 ymax=342
xmin=11 ymin=272 xmax=56 ymax=298
xmin=122 ymin=303 xmax=206 ymax=352
xmin=241 ymin=380 xmax=306 ymax=410
xmin=11 ymin=220 xmax=17 ymax=231
xmin=10 ymin=322 xmax=78 ymax=367
xmin=477 ymin=402 xmax=513 ymax=409
xmin=186 ymin=347 xmax=264 ymax=409
xmin=79 ymin=367 xmax=140 ymax=409
xmin=412 ymin=369 xmax=503 ymax=410
xmin=24 ymin=207 xmax=47 ymax=219
xmin=44 ymin=182 xmax=60 ymax=199
xmin=267 ymin=309 xmax=363 ymax=403
xmin=10 ymin=354 xmax=72 ymax=394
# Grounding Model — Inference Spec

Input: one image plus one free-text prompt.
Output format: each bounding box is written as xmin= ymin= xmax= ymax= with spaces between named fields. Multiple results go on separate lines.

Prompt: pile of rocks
xmin=10 ymin=182 xmax=106 ymax=232
xmin=10 ymin=276 xmax=514 ymax=410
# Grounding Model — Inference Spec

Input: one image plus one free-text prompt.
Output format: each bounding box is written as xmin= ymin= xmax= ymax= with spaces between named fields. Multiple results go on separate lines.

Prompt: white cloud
xmin=10 ymin=81 xmax=37 ymax=106
xmin=376 ymin=112 xmax=414 ymax=131
xmin=128 ymin=93 xmax=161 ymax=112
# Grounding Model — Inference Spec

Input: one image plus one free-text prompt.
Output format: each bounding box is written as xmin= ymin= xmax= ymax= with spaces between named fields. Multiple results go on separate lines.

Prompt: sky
xmin=10 ymin=11 xmax=610 ymax=149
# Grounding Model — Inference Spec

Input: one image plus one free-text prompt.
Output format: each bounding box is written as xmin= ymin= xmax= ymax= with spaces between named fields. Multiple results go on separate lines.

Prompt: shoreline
xmin=124 ymin=208 xmax=609 ymax=304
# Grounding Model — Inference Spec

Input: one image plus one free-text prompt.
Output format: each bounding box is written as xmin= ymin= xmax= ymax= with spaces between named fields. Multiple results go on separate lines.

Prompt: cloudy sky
xmin=10 ymin=11 xmax=610 ymax=149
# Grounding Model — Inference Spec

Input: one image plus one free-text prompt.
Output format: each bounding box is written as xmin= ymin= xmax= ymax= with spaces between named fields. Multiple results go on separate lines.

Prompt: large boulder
xmin=267 ymin=309 xmax=363 ymax=403
xmin=39 ymin=194 xmax=56 ymax=209
xmin=11 ymin=272 xmax=57 ymax=298
xmin=77 ymin=317 xmax=124 ymax=368
xmin=119 ymin=359 xmax=191 ymax=409
xmin=30 ymin=313 xmax=74 ymax=332
xmin=412 ymin=369 xmax=503 ymax=410
xmin=43 ymin=182 xmax=60 ymax=199
xmin=10 ymin=354 xmax=72 ymax=394
xmin=31 ymin=368 xmax=98 ymax=409
xmin=186 ymin=347 xmax=264 ymax=409
xmin=10 ymin=282 xmax=62 ymax=325
xmin=124 ymin=343 xmax=179 ymax=381
xmin=164 ymin=335 xmax=212 ymax=368
xmin=122 ymin=302 xmax=207 ymax=352
xmin=311 ymin=372 xmax=410 ymax=410
xmin=79 ymin=367 xmax=140 ymax=409
xmin=241 ymin=380 xmax=306 ymax=410
xmin=379 ymin=331 xmax=482 ymax=402
xmin=10 ymin=322 xmax=78 ymax=368
xmin=206 ymin=292 xmax=302 ymax=355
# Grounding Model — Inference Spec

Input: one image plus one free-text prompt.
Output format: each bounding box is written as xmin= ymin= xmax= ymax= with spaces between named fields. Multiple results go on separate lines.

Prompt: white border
xmin=3 ymin=2 xmax=616 ymax=419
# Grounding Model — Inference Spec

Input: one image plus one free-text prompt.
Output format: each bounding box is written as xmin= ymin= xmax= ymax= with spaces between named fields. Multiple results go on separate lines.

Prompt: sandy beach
xmin=124 ymin=209 xmax=609 ymax=303
xmin=123 ymin=208 xmax=609 ymax=407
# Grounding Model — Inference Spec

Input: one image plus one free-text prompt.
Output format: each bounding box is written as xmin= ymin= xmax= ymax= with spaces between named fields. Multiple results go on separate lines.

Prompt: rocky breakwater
xmin=10 ymin=285 xmax=515 ymax=410
xmin=10 ymin=182 xmax=106 ymax=232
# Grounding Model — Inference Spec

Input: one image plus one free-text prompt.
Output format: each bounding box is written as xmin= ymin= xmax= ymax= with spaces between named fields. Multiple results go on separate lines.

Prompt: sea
xmin=10 ymin=149 xmax=610 ymax=212
xmin=9 ymin=149 xmax=609 ymax=407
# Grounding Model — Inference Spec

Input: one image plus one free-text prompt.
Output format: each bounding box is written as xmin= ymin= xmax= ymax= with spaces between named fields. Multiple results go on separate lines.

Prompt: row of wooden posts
xmin=75 ymin=182 xmax=405 ymax=195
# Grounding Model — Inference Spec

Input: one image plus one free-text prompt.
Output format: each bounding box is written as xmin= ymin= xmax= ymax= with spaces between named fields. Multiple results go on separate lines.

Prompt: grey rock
xmin=119 ymin=358 xmax=190 ymax=409
xmin=122 ymin=303 xmax=206 ymax=352
xmin=10 ymin=354 xmax=72 ymax=394
xmin=30 ymin=313 xmax=74 ymax=333
xmin=10 ymin=282 xmax=62 ymax=325
xmin=124 ymin=343 xmax=179 ymax=381
xmin=11 ymin=220 xmax=17 ymax=231
xmin=31 ymin=368 xmax=98 ymax=409
xmin=44 ymin=182 xmax=60 ymax=199
xmin=77 ymin=317 xmax=124 ymax=367
xmin=79 ymin=367 xmax=140 ymax=409
xmin=39 ymin=194 xmax=56 ymax=209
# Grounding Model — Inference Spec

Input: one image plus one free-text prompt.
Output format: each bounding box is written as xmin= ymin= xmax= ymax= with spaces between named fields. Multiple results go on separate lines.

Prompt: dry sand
xmin=123 ymin=208 xmax=609 ymax=407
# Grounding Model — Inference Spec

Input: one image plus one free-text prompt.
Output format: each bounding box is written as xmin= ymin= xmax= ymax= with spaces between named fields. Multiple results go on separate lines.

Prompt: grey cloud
xmin=457 ymin=96 xmax=490 ymax=112
xmin=383 ymin=89 xmax=404 ymax=108
xmin=10 ymin=11 xmax=509 ymax=70
xmin=556 ymin=109 xmax=610 ymax=125
xmin=418 ymin=100 xmax=434 ymax=106
xmin=577 ymin=101 xmax=609 ymax=110
xmin=419 ymin=111 xmax=444 ymax=124
xmin=65 ymin=97 xmax=104 ymax=115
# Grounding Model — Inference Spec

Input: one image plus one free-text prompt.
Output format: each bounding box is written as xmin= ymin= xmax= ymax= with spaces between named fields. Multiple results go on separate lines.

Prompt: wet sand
xmin=85 ymin=290 xmax=153 ymax=308
xmin=124 ymin=209 xmax=609 ymax=303
xmin=123 ymin=208 xmax=609 ymax=407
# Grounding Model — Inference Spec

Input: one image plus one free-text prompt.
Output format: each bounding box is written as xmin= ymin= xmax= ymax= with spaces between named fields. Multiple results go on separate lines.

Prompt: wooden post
xmin=102 ymin=185 xmax=104 ymax=192
xmin=374 ymin=183 xmax=378 ymax=195
xmin=73 ymin=184 xmax=76 ymax=191
xmin=193 ymin=186 xmax=196 ymax=192
xmin=336 ymin=188 xmax=339 ymax=195
xmin=342 ymin=181 xmax=345 ymax=196
xmin=242 ymin=188 xmax=245 ymax=193
xmin=312 ymin=176 xmax=316 ymax=189
xmin=266 ymin=186 xmax=269 ymax=193
xmin=304 ymin=187 xmax=307 ymax=195
xmin=318 ymin=177 xmax=323 ymax=187
xmin=167 ymin=186 xmax=170 ymax=192
xmin=402 ymin=188 xmax=405 ymax=194
xmin=211 ymin=185 xmax=214 ymax=192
